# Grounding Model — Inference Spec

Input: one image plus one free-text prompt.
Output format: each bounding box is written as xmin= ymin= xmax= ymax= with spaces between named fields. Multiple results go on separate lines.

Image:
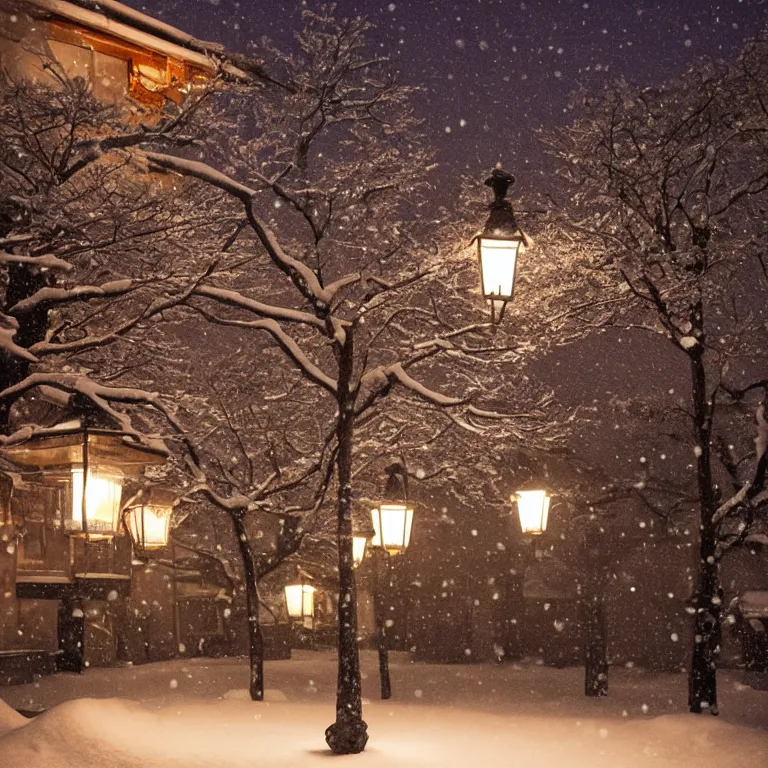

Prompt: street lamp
xmin=514 ymin=489 xmax=551 ymax=536
xmin=473 ymin=168 xmax=528 ymax=324
xmin=370 ymin=461 xmax=413 ymax=699
xmin=0 ymin=423 xmax=165 ymax=538
xmin=125 ymin=487 xmax=175 ymax=553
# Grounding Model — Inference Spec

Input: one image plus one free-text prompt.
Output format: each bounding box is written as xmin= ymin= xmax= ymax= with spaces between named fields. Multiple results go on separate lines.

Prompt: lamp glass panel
xmin=516 ymin=490 xmax=549 ymax=535
xmin=70 ymin=467 xmax=123 ymax=535
xmin=129 ymin=504 xmax=171 ymax=548
xmin=479 ymin=238 xmax=520 ymax=299
xmin=302 ymin=584 xmax=316 ymax=617
xmin=372 ymin=504 xmax=414 ymax=552
xmin=352 ymin=535 xmax=368 ymax=568
xmin=285 ymin=583 xmax=315 ymax=618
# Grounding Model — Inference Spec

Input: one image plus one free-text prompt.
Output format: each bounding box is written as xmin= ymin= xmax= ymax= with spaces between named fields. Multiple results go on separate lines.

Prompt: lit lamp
xmin=473 ymin=168 xmax=528 ymax=324
xmin=370 ymin=462 xmax=414 ymax=556
xmin=284 ymin=572 xmax=316 ymax=627
xmin=514 ymin=489 xmax=551 ymax=536
xmin=0 ymin=423 xmax=165 ymax=538
xmin=126 ymin=487 xmax=175 ymax=552
xmin=369 ymin=461 xmax=413 ymax=700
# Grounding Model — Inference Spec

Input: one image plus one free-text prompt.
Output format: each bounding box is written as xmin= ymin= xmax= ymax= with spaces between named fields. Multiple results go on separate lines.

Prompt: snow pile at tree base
xmin=0 ymin=696 xmax=766 ymax=768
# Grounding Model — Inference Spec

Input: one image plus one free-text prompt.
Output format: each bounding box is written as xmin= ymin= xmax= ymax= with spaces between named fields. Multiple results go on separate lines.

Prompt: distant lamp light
xmin=473 ymin=168 xmax=528 ymax=324
xmin=0 ymin=423 xmax=165 ymax=538
xmin=285 ymin=573 xmax=316 ymax=622
xmin=514 ymin=489 xmax=551 ymax=535
xmin=126 ymin=488 xmax=174 ymax=552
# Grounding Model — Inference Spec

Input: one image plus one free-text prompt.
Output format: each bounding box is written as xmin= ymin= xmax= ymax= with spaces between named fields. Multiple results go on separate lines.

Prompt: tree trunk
xmin=231 ymin=514 xmax=265 ymax=702
xmin=583 ymin=532 xmax=608 ymax=696
xmin=583 ymin=593 xmax=608 ymax=696
xmin=325 ymin=328 xmax=368 ymax=755
xmin=687 ymin=338 xmax=721 ymax=715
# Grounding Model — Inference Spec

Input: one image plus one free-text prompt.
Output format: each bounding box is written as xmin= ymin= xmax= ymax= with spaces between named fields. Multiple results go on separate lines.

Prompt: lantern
xmin=370 ymin=461 xmax=414 ymax=556
xmin=473 ymin=168 xmax=528 ymax=324
xmin=0 ymin=423 xmax=165 ymax=538
xmin=514 ymin=489 xmax=551 ymax=535
xmin=285 ymin=571 xmax=316 ymax=624
xmin=126 ymin=488 xmax=174 ymax=551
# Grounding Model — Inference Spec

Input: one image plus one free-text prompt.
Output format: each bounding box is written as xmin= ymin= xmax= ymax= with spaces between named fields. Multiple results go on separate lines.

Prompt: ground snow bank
xmin=0 ymin=696 xmax=766 ymax=768
xmin=0 ymin=698 xmax=25 ymax=735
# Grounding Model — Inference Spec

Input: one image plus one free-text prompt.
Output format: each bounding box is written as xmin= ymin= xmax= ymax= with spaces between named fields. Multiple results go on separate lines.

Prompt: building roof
xmin=9 ymin=0 xmax=256 ymax=80
xmin=739 ymin=590 xmax=768 ymax=619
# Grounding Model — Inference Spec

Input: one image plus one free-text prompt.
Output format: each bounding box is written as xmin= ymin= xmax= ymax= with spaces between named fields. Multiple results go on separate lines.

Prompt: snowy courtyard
xmin=1 ymin=651 xmax=766 ymax=767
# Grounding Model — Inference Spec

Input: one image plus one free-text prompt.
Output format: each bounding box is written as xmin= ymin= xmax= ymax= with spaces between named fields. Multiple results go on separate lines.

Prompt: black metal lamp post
xmin=370 ymin=461 xmax=414 ymax=700
xmin=473 ymin=168 xmax=528 ymax=324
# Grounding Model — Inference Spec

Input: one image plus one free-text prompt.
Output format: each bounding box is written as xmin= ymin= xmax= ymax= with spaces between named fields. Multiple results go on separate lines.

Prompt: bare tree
xmin=127 ymin=10 xmax=567 ymax=753
xmin=541 ymin=30 xmax=768 ymax=714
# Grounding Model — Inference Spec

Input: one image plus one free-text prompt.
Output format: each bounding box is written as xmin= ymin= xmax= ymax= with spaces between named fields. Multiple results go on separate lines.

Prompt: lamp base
xmin=325 ymin=714 xmax=369 ymax=754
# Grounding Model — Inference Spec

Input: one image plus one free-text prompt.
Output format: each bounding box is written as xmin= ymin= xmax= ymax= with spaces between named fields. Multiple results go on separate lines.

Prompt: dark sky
xmin=125 ymin=0 xmax=768 ymax=196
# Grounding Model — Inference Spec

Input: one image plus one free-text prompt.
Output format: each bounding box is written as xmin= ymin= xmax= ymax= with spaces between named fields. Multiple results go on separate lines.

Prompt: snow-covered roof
xmin=15 ymin=0 xmax=253 ymax=79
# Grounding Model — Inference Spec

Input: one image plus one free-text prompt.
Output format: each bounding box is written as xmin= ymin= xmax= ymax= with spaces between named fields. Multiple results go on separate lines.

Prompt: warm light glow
xmin=371 ymin=504 xmax=413 ymax=555
xmin=478 ymin=237 xmax=521 ymax=300
xmin=352 ymin=535 xmax=368 ymax=568
xmin=285 ymin=583 xmax=316 ymax=618
xmin=515 ymin=490 xmax=550 ymax=535
xmin=70 ymin=467 xmax=123 ymax=535
xmin=127 ymin=504 xmax=171 ymax=549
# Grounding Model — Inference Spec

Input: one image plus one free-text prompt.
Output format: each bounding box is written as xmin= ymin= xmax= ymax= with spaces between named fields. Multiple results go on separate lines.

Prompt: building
xmin=0 ymin=0 xmax=259 ymax=686
xmin=0 ymin=0 xmax=252 ymax=106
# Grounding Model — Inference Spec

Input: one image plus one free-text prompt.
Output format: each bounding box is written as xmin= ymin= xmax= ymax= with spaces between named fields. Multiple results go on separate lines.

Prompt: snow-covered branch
xmin=9 ymin=279 xmax=136 ymax=315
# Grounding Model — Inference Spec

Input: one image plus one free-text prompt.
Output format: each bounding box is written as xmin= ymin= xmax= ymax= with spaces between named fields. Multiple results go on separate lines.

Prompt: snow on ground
xmin=1 ymin=650 xmax=766 ymax=767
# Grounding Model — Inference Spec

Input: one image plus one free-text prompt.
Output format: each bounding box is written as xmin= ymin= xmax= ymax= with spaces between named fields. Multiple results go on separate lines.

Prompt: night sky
xmin=125 ymin=0 xmax=768 ymax=197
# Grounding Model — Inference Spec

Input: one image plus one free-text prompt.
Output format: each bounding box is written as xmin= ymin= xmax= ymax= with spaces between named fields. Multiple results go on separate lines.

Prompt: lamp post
xmin=511 ymin=488 xmax=551 ymax=667
xmin=370 ymin=461 xmax=414 ymax=700
xmin=473 ymin=168 xmax=528 ymax=324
